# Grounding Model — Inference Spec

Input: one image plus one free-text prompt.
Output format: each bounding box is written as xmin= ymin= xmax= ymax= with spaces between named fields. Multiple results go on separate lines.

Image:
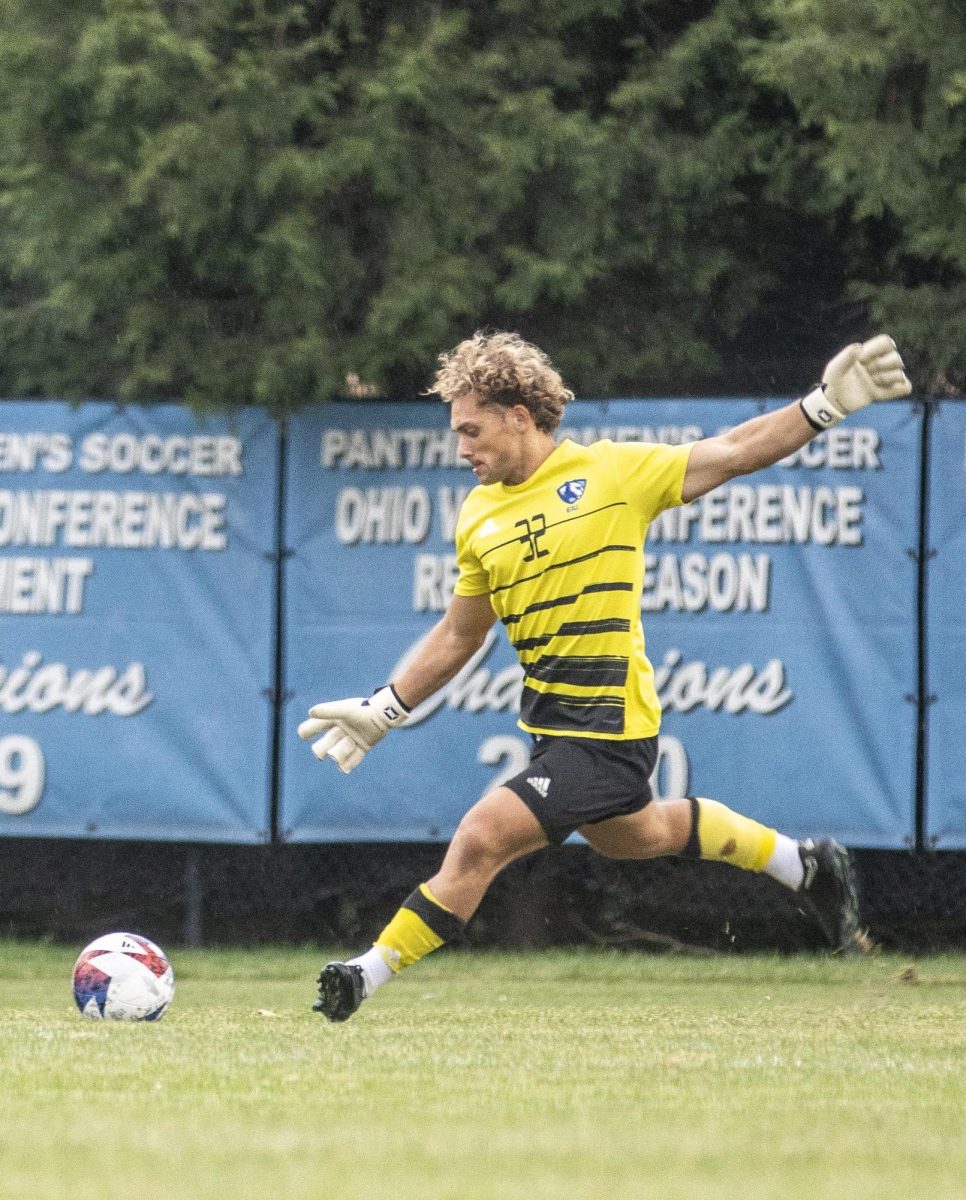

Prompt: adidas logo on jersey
xmin=479 ymin=518 xmax=499 ymax=537
xmin=526 ymin=775 xmax=551 ymax=799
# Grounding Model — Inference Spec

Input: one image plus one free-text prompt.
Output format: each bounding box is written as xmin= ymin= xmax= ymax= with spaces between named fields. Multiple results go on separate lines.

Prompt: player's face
xmin=451 ymin=393 xmax=526 ymax=485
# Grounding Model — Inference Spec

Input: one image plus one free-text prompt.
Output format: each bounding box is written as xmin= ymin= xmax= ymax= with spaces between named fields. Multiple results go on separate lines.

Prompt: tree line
xmin=0 ymin=0 xmax=962 ymax=413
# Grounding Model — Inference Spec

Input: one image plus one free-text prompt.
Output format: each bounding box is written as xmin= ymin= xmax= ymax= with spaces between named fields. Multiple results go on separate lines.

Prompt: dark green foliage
xmin=747 ymin=0 xmax=966 ymax=394
xmin=0 ymin=0 xmax=961 ymax=412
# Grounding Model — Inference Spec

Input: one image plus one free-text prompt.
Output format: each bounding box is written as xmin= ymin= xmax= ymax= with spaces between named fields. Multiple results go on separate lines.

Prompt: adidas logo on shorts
xmin=526 ymin=775 xmax=551 ymax=799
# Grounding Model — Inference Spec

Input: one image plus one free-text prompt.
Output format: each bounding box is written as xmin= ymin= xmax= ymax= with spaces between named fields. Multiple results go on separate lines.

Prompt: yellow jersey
xmin=454 ymin=438 xmax=693 ymax=739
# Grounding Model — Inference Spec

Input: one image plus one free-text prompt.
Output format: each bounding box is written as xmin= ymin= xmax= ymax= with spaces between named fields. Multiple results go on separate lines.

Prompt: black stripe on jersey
xmin=523 ymin=654 xmax=629 ymax=687
xmin=512 ymin=617 xmax=631 ymax=653
xmin=502 ymin=581 xmax=634 ymax=627
xmin=478 ymin=501 xmax=628 ymax=562
xmin=521 ymin=685 xmax=625 ymax=734
xmin=489 ymin=544 xmax=638 ymax=598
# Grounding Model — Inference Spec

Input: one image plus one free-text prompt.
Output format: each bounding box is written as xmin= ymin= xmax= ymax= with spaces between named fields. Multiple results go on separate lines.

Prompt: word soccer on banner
xmin=0 ymin=402 xmax=277 ymax=841
xmin=281 ymin=398 xmax=920 ymax=848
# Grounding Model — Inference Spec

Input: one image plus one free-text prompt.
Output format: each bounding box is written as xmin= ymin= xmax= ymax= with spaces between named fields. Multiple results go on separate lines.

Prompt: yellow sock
xmin=687 ymin=796 xmax=777 ymax=873
xmin=373 ymin=883 xmax=465 ymax=974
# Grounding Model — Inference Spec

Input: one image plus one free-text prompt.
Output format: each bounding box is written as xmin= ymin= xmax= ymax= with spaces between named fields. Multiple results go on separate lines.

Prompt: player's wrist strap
xmin=372 ymin=686 xmax=410 ymax=710
xmin=800 ymin=384 xmax=842 ymax=431
xmin=383 ymin=684 xmax=411 ymax=714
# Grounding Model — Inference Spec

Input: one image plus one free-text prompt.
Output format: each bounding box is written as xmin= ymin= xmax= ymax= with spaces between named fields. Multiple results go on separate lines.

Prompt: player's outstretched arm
xmin=298 ymin=592 xmax=497 ymax=773
xmin=682 ymin=335 xmax=911 ymax=503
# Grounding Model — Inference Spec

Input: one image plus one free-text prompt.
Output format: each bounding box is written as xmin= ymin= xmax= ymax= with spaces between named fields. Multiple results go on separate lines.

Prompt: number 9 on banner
xmin=0 ymin=735 xmax=45 ymax=815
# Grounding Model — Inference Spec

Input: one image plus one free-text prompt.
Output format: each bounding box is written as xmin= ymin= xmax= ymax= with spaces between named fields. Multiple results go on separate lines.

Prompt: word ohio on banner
xmin=0 ymin=402 xmax=278 ymax=841
xmin=281 ymin=399 xmax=920 ymax=849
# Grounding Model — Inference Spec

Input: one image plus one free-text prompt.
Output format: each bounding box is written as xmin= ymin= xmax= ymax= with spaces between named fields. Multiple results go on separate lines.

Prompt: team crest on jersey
xmin=557 ymin=478 xmax=586 ymax=505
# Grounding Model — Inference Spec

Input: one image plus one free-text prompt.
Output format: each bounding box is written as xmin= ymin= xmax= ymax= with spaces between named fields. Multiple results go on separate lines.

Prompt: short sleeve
xmin=453 ymin=516 xmax=490 ymax=597
xmin=609 ymin=440 xmax=693 ymax=520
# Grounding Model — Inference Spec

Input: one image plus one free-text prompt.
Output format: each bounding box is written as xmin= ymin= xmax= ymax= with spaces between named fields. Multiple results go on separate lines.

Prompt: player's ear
xmin=511 ymin=405 xmax=530 ymax=430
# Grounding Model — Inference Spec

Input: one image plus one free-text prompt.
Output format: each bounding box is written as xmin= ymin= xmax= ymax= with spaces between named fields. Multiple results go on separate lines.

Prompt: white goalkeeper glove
xmin=297 ymin=684 xmax=410 ymax=774
xmin=800 ymin=334 xmax=912 ymax=431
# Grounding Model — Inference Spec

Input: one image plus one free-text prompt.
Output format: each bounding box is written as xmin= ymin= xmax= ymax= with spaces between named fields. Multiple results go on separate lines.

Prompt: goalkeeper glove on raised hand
xmin=800 ymin=334 xmax=912 ymax=431
xmin=298 ymin=685 xmax=410 ymax=774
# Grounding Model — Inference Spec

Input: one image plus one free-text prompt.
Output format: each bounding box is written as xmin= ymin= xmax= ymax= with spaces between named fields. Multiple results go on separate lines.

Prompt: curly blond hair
xmin=428 ymin=331 xmax=574 ymax=433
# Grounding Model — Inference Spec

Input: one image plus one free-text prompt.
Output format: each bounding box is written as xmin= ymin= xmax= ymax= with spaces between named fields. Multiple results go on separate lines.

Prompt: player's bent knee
xmin=449 ymin=814 xmax=511 ymax=872
xmin=449 ymin=807 xmax=544 ymax=875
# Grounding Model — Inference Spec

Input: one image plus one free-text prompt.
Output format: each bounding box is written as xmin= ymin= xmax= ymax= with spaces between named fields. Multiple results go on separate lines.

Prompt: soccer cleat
xmin=313 ymin=961 xmax=365 ymax=1021
xmin=798 ymin=837 xmax=861 ymax=953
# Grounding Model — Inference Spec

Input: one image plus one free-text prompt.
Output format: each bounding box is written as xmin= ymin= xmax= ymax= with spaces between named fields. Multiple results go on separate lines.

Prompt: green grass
xmin=2 ymin=942 xmax=965 ymax=1200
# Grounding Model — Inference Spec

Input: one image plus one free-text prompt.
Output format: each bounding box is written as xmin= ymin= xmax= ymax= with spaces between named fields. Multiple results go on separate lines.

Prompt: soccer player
xmin=299 ymin=330 xmax=912 ymax=1021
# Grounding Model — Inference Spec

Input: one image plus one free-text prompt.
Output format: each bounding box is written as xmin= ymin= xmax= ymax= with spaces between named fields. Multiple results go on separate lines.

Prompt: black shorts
xmin=505 ymin=734 xmax=658 ymax=845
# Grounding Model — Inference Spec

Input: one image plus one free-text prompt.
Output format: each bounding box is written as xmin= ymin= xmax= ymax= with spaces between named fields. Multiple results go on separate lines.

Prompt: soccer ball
xmin=72 ymin=932 xmax=175 ymax=1021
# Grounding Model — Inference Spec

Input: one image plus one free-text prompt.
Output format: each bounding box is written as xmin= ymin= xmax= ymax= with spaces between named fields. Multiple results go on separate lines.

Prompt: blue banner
xmin=281 ymin=402 xmax=505 ymax=841
xmin=637 ymin=399 xmax=919 ymax=848
xmin=0 ymin=402 xmax=277 ymax=841
xmin=281 ymin=399 xmax=920 ymax=847
xmin=925 ymin=401 xmax=966 ymax=848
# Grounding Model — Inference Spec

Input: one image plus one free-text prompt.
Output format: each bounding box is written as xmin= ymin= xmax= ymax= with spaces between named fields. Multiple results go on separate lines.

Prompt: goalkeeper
xmin=300 ymin=330 xmax=911 ymax=1022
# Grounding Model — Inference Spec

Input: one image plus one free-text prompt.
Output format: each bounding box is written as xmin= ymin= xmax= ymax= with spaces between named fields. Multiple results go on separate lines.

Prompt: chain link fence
xmin=2 ymin=839 xmax=964 ymax=955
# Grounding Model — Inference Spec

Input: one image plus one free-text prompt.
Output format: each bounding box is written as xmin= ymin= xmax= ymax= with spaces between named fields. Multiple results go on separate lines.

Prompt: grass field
xmin=2 ymin=942 xmax=965 ymax=1200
